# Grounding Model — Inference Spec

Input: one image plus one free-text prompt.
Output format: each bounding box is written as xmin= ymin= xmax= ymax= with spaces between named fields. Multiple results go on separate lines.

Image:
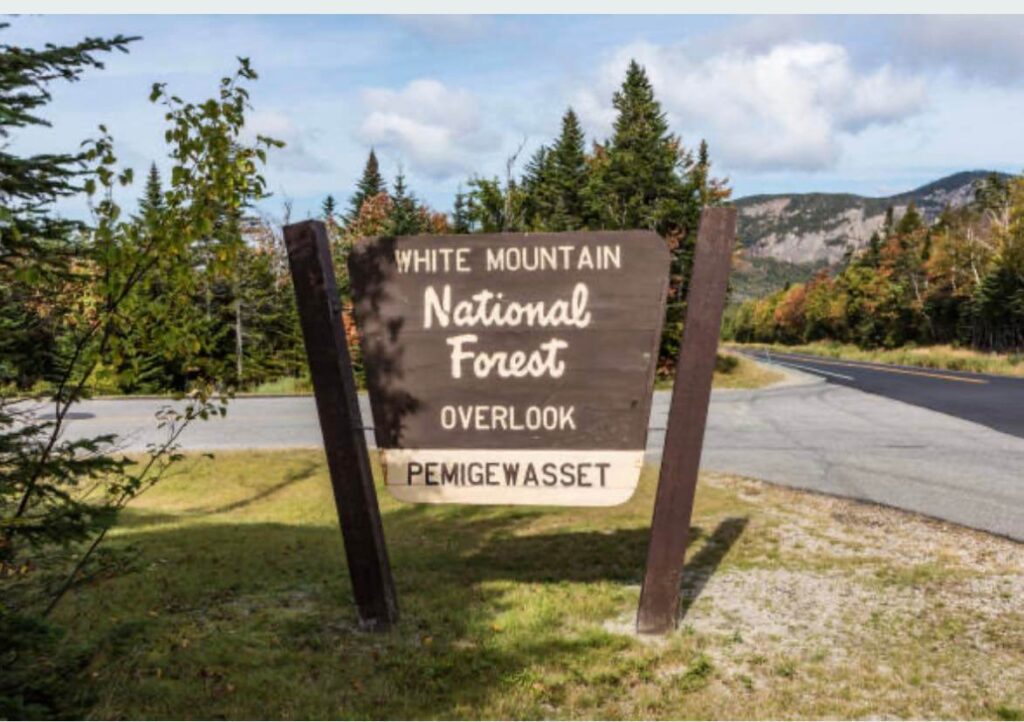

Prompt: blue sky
xmin=7 ymin=14 xmax=1024 ymax=222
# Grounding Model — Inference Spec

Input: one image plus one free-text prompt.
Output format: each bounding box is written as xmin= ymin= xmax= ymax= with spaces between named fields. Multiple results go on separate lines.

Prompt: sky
xmin=7 ymin=14 xmax=1024 ymax=222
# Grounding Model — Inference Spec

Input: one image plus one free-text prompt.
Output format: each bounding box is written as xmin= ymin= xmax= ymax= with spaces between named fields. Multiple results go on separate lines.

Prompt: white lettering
xmin=396 ymin=247 xmax=472 ymax=274
xmin=421 ymin=283 xmax=592 ymax=331
xmin=437 ymin=405 xmax=578 ymax=431
xmin=445 ymin=334 xmax=569 ymax=379
xmin=424 ymin=285 xmax=451 ymax=329
xmin=600 ymin=244 xmax=621 ymax=270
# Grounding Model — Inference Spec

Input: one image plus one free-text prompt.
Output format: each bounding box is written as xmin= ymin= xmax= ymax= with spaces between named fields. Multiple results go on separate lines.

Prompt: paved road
xmin=741 ymin=348 xmax=1024 ymax=439
xmin=40 ymin=365 xmax=1024 ymax=541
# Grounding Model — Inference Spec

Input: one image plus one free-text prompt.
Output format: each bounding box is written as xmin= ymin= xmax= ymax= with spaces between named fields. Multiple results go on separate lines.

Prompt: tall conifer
xmin=389 ymin=172 xmax=421 ymax=236
xmin=346 ymin=149 xmax=385 ymax=225
xmin=548 ymin=108 xmax=588 ymax=230
xmin=321 ymin=194 xmax=338 ymax=223
xmin=587 ymin=60 xmax=686 ymax=234
xmin=521 ymin=145 xmax=554 ymax=229
xmin=452 ymin=187 xmax=471 ymax=234
xmin=139 ymin=163 xmax=164 ymax=219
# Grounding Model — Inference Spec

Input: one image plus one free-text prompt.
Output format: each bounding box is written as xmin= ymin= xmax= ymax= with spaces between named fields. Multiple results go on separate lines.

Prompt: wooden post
xmin=636 ymin=207 xmax=736 ymax=634
xmin=284 ymin=220 xmax=399 ymax=631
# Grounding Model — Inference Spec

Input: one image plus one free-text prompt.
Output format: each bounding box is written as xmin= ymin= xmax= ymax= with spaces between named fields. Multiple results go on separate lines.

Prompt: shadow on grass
xmin=679 ymin=516 xmax=749 ymax=620
xmin=69 ymin=504 xmax=747 ymax=718
xmin=113 ymin=463 xmax=320 ymax=530
xmin=186 ymin=460 xmax=319 ymax=515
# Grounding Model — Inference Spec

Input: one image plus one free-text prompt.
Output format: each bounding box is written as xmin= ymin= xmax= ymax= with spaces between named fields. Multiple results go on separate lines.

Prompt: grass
xmin=729 ymin=341 xmax=1024 ymax=378
xmin=657 ymin=351 xmax=784 ymax=391
xmin=247 ymin=375 xmax=313 ymax=395
xmin=46 ymin=450 xmax=1024 ymax=719
xmin=711 ymin=351 xmax=784 ymax=390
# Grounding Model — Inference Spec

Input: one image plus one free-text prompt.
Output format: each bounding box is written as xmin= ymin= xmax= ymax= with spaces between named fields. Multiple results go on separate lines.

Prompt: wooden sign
xmin=637 ymin=207 xmax=737 ymax=633
xmin=284 ymin=221 xmax=398 ymax=630
xmin=349 ymin=231 xmax=670 ymax=507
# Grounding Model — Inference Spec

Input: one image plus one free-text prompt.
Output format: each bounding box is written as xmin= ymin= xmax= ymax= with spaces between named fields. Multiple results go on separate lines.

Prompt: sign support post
xmin=636 ymin=207 xmax=737 ymax=635
xmin=284 ymin=220 xmax=399 ymax=631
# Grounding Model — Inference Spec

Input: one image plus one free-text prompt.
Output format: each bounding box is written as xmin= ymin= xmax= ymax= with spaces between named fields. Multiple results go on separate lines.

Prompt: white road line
xmin=765 ymin=359 xmax=855 ymax=381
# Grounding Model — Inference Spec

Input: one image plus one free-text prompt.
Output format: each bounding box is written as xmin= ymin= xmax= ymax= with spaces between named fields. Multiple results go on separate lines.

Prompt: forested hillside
xmin=734 ymin=171 xmax=1005 ymax=266
xmin=725 ymin=174 xmax=1024 ymax=352
xmin=728 ymin=257 xmax=827 ymax=302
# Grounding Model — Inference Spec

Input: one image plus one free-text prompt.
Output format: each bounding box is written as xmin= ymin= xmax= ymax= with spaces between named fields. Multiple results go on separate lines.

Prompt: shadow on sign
xmin=349 ymin=236 xmax=422 ymax=449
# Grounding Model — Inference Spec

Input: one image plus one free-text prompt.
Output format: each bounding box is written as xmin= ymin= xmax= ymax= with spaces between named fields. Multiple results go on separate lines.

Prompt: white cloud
xmin=576 ymin=41 xmax=928 ymax=172
xmin=358 ymin=79 xmax=498 ymax=179
xmin=245 ymin=110 xmax=331 ymax=174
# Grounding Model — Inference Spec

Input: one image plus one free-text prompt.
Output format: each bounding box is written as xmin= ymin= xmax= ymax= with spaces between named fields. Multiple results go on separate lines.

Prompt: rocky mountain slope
xmin=735 ymin=170 xmax=1004 ymax=266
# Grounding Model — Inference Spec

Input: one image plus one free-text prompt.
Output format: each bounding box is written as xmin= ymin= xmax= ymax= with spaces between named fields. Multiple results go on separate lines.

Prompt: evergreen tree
xmin=896 ymin=200 xmax=924 ymax=235
xmin=230 ymin=227 xmax=305 ymax=387
xmin=0 ymin=28 xmax=138 ymax=394
xmin=0 ymin=30 xmax=138 ymax=713
xmin=389 ymin=171 xmax=421 ymax=236
xmin=521 ymin=144 xmax=554 ymax=229
xmin=139 ymin=162 xmax=164 ymax=219
xmin=585 ymin=60 xmax=687 ymax=235
xmin=861 ymin=231 xmax=883 ymax=269
xmin=674 ymin=138 xmax=730 ymax=298
xmin=1 ymin=31 xmax=280 ymax=715
xmin=547 ymin=108 xmax=588 ymax=231
xmin=466 ymin=177 xmax=509 ymax=233
xmin=689 ymin=140 xmax=730 ymax=208
xmin=346 ymin=149 xmax=385 ymax=225
xmin=883 ymin=206 xmax=895 ymax=238
xmin=321 ymin=194 xmax=338 ymax=223
xmin=452 ymin=186 xmax=471 ymax=234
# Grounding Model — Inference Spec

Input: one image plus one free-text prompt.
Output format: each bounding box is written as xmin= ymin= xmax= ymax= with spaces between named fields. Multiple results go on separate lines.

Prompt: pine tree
xmin=321 ymin=194 xmax=338 ymax=223
xmin=389 ymin=171 xmax=421 ymax=236
xmin=139 ymin=162 xmax=164 ymax=219
xmin=674 ymin=138 xmax=730 ymax=296
xmin=521 ymin=144 xmax=554 ymax=229
xmin=548 ymin=108 xmax=588 ymax=231
xmin=580 ymin=61 xmax=728 ymax=374
xmin=896 ymin=200 xmax=924 ymax=235
xmin=862 ymin=231 xmax=883 ymax=268
xmin=0 ymin=27 xmax=141 ymax=713
xmin=116 ymin=163 xmax=178 ymax=392
xmin=883 ymin=206 xmax=896 ymax=238
xmin=586 ymin=60 xmax=687 ymax=235
xmin=346 ymin=149 xmax=385 ymax=226
xmin=452 ymin=186 xmax=471 ymax=234
xmin=466 ymin=177 xmax=508 ymax=233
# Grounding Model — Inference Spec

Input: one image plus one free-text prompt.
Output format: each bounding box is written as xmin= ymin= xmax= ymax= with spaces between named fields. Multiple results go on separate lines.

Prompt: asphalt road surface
xmin=33 ymin=363 xmax=1024 ymax=541
xmin=741 ymin=348 xmax=1024 ymax=439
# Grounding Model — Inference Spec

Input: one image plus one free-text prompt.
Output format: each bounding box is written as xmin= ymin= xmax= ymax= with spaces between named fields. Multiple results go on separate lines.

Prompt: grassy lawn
xmin=728 ymin=341 xmax=1024 ymax=378
xmin=48 ymin=450 xmax=1024 ymax=719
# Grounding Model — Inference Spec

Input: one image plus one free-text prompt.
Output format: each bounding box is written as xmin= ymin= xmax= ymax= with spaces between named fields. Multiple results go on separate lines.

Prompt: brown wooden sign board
xmin=349 ymin=230 xmax=670 ymax=507
xmin=286 ymin=209 xmax=735 ymax=634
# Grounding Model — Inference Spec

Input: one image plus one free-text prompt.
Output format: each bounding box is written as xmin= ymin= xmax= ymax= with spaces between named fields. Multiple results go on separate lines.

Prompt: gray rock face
xmin=734 ymin=170 xmax=1005 ymax=265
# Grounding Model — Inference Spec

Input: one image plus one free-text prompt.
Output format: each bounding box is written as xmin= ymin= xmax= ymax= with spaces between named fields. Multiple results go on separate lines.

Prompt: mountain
xmin=734 ymin=170 xmax=1006 ymax=266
